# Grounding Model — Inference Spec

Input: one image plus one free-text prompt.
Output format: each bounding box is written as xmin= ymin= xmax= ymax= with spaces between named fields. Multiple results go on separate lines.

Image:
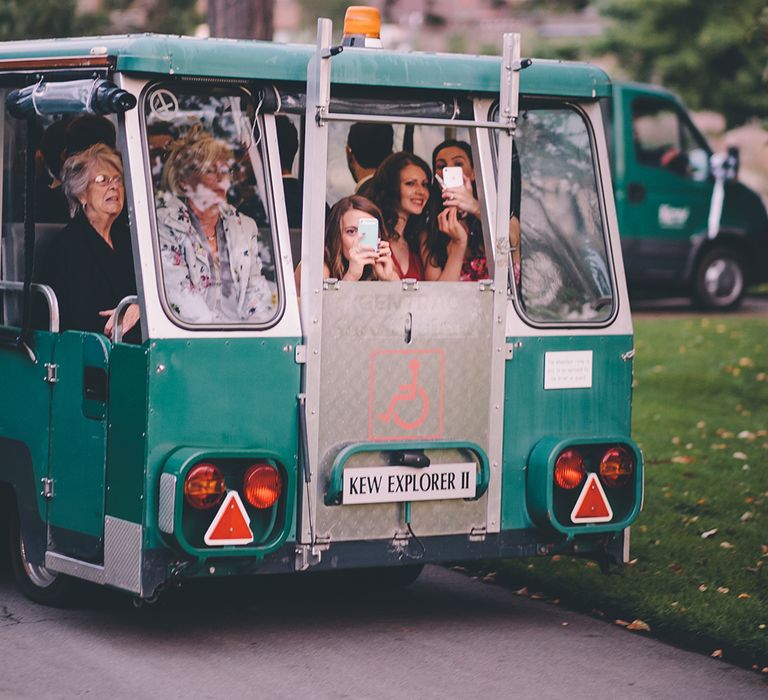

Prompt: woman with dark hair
xmin=430 ymin=138 xmax=522 ymax=283
xmin=294 ymin=195 xmax=397 ymax=294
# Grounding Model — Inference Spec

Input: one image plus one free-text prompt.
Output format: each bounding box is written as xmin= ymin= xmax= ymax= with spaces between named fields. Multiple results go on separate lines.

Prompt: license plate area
xmin=343 ymin=462 xmax=476 ymax=505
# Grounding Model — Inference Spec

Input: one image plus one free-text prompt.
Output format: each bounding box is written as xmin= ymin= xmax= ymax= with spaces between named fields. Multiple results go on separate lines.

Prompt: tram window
xmin=145 ymin=85 xmax=280 ymax=327
xmin=499 ymin=106 xmax=614 ymax=322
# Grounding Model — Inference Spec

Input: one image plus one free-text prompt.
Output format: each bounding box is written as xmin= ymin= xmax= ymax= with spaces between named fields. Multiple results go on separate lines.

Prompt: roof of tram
xmin=0 ymin=34 xmax=612 ymax=99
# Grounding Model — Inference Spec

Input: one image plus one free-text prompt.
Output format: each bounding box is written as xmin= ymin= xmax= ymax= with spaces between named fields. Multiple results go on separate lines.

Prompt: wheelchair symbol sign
xmin=369 ymin=349 xmax=444 ymax=441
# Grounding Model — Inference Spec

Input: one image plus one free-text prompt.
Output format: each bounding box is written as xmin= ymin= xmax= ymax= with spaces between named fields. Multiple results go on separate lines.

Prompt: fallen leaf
xmin=668 ymin=563 xmax=684 ymax=575
xmin=710 ymin=443 xmax=727 ymax=449
xmin=671 ymin=436 xmax=681 ymax=445
xmin=530 ymin=592 xmax=547 ymax=600
xmin=738 ymin=593 xmax=751 ymax=599
xmin=738 ymin=430 xmax=756 ymax=441
xmin=733 ymin=451 xmax=748 ymax=460
xmin=560 ymin=622 xmax=569 ymax=627
xmin=482 ymin=572 xmax=496 ymax=583
xmin=701 ymin=528 xmax=718 ymax=539
xmin=739 ymin=357 xmax=754 ymax=367
xmin=720 ymin=541 xmax=735 ymax=549
xmin=711 ymin=649 xmax=723 ymax=659
xmin=742 ymin=464 xmax=750 ymax=471
xmin=513 ymin=586 xmax=529 ymax=596
xmin=698 ymin=584 xmax=708 ymax=592
xmin=626 ymin=619 xmax=651 ymax=632
xmin=696 ymin=421 xmax=706 ymax=429
xmin=717 ymin=587 xmax=730 ymax=594
xmin=761 ymin=545 xmax=768 ymax=555
xmin=759 ymin=624 xmax=766 ymax=630
xmin=740 ymin=512 xmax=753 ymax=522
xmin=672 ymin=455 xmax=695 ymax=464
xmin=762 ymin=667 xmax=768 ymax=674
xmin=614 ymin=619 xmax=630 ymax=627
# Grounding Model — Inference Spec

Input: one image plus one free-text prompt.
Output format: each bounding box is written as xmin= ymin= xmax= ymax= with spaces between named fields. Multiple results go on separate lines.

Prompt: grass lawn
xmin=495 ymin=315 xmax=768 ymax=670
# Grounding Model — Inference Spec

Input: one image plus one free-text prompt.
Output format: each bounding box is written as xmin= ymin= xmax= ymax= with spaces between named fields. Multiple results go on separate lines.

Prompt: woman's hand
xmin=342 ymin=237 xmax=378 ymax=281
xmin=441 ymin=174 xmax=480 ymax=218
xmin=100 ymin=303 xmax=140 ymax=340
xmin=373 ymin=240 xmax=399 ymax=281
xmin=437 ymin=206 xmax=469 ymax=247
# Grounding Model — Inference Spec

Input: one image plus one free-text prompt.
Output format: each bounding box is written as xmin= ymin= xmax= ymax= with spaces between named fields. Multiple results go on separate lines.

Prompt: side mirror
xmin=709 ymin=147 xmax=739 ymax=183
xmin=688 ymin=148 xmax=710 ymax=182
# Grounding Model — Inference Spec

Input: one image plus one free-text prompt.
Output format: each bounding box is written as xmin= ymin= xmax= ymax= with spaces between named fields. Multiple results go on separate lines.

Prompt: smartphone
xmin=358 ymin=217 xmax=379 ymax=250
xmin=442 ymin=166 xmax=464 ymax=189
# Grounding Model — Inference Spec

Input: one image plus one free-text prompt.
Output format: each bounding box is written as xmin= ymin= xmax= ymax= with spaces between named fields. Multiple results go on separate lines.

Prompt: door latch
xmin=44 ymin=363 xmax=59 ymax=384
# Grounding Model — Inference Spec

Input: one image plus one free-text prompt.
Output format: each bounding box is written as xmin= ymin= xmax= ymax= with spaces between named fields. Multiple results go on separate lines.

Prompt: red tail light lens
xmin=600 ymin=446 xmax=634 ymax=488
xmin=554 ymin=449 xmax=586 ymax=489
xmin=184 ymin=463 xmax=225 ymax=509
xmin=243 ymin=463 xmax=282 ymax=509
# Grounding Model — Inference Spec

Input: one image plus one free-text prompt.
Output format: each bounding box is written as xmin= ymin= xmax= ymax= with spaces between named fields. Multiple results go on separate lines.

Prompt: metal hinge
xmin=323 ymin=278 xmax=340 ymax=291
xmin=44 ymin=363 xmax=59 ymax=384
xmin=478 ymin=279 xmax=494 ymax=293
xmin=294 ymin=536 xmax=330 ymax=571
xmin=469 ymin=526 xmax=487 ymax=542
xmin=41 ymin=477 xmax=54 ymax=499
xmin=621 ymin=349 xmax=636 ymax=362
xmin=295 ymin=345 xmax=307 ymax=364
xmin=401 ymin=278 xmax=419 ymax=292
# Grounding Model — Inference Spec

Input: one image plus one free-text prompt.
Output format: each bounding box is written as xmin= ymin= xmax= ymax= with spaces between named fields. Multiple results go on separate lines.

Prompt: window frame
xmin=490 ymin=97 xmax=620 ymax=329
xmin=140 ymin=80 xmax=286 ymax=332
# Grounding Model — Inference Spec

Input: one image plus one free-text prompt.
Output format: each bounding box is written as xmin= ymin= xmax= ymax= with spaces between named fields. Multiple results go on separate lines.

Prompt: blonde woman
xmin=156 ymin=128 xmax=275 ymax=323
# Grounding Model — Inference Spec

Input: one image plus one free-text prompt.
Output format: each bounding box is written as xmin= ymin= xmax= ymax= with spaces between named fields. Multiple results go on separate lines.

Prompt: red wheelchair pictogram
xmin=376 ymin=358 xmax=429 ymax=430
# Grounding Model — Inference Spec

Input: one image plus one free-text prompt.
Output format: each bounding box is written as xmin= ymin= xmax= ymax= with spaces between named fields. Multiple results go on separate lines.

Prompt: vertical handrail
xmin=297 ymin=18 xmax=335 ymax=547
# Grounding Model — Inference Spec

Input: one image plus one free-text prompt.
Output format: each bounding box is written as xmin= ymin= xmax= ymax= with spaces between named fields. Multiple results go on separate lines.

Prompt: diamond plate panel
xmin=158 ymin=473 xmax=176 ymax=534
xmin=316 ymin=283 xmax=493 ymax=541
xmin=104 ymin=516 xmax=142 ymax=594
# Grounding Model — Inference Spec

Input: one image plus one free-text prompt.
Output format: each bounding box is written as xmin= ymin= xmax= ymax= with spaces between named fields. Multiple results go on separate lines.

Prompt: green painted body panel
xmin=500 ymin=334 xmax=634 ymax=531
xmin=0 ymin=332 xmax=56 ymax=522
xmin=141 ymin=337 xmax=301 ymax=550
xmin=0 ymin=35 xmax=611 ymax=98
xmin=105 ymin=343 xmax=150 ymax=524
xmin=47 ymin=331 xmax=110 ymax=540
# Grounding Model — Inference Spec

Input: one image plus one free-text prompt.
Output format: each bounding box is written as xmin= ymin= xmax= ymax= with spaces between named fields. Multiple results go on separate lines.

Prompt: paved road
xmin=0 ymin=565 xmax=764 ymax=699
xmin=631 ymin=294 xmax=768 ymax=318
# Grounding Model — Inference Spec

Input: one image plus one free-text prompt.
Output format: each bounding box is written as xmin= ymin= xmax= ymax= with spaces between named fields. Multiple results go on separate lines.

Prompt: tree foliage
xmin=595 ymin=0 xmax=768 ymax=127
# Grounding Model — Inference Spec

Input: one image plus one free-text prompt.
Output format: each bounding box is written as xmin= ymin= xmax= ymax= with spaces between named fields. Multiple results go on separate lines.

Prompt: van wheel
xmin=9 ymin=511 xmax=77 ymax=607
xmin=693 ymin=248 xmax=746 ymax=310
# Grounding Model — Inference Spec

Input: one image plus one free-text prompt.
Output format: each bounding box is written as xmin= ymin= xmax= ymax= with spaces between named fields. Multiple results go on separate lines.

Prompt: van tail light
xmin=184 ymin=463 xmax=225 ymax=509
xmin=243 ymin=463 xmax=282 ymax=509
xmin=600 ymin=446 xmax=634 ymax=488
xmin=554 ymin=449 xmax=586 ymax=489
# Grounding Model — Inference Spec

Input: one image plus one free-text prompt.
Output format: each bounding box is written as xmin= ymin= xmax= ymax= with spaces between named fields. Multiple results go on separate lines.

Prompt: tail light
xmin=243 ymin=463 xmax=282 ymax=509
xmin=184 ymin=463 xmax=225 ymax=509
xmin=554 ymin=449 xmax=586 ymax=489
xmin=600 ymin=446 xmax=634 ymax=488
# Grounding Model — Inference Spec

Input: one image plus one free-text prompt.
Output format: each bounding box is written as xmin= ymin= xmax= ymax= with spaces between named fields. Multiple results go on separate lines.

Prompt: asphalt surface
xmin=0 ymin=564 xmax=765 ymax=699
xmin=630 ymin=293 xmax=768 ymax=318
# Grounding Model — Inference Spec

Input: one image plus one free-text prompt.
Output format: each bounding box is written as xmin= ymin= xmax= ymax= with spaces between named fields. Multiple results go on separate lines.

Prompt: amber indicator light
xmin=184 ymin=463 xmax=226 ymax=509
xmin=599 ymin=446 xmax=634 ymax=488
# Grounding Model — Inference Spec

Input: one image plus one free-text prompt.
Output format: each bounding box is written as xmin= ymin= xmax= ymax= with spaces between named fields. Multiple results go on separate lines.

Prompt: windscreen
xmin=144 ymin=84 xmax=280 ymax=328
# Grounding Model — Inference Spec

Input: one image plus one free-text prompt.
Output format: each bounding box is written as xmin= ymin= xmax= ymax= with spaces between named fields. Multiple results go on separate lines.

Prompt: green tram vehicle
xmin=0 ymin=11 xmax=643 ymax=605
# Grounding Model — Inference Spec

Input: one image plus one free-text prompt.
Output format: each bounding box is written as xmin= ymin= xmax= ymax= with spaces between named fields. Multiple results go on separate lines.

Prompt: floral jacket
xmin=156 ymin=193 xmax=276 ymax=323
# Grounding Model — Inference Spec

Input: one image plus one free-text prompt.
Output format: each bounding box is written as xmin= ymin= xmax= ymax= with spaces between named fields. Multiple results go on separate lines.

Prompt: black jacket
xmin=35 ymin=212 xmax=136 ymax=335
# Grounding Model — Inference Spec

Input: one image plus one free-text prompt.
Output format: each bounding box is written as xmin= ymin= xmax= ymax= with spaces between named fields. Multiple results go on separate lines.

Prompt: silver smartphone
xmin=358 ymin=217 xmax=379 ymax=250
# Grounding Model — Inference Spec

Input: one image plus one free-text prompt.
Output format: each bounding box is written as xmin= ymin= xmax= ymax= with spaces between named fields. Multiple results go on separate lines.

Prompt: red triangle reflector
xmin=204 ymin=491 xmax=254 ymax=546
xmin=571 ymin=472 xmax=613 ymax=523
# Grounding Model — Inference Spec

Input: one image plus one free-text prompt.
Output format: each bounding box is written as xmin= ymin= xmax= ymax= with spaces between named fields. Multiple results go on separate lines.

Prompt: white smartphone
xmin=358 ymin=217 xmax=379 ymax=250
xmin=442 ymin=166 xmax=464 ymax=189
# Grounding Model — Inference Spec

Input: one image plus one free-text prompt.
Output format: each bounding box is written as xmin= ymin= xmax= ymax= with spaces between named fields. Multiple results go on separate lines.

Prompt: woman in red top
xmin=370 ymin=152 xmax=469 ymax=282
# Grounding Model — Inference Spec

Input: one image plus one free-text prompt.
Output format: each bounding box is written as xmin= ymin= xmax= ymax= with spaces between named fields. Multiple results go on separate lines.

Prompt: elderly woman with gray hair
xmin=155 ymin=129 xmax=275 ymax=324
xmin=36 ymin=143 xmax=139 ymax=338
